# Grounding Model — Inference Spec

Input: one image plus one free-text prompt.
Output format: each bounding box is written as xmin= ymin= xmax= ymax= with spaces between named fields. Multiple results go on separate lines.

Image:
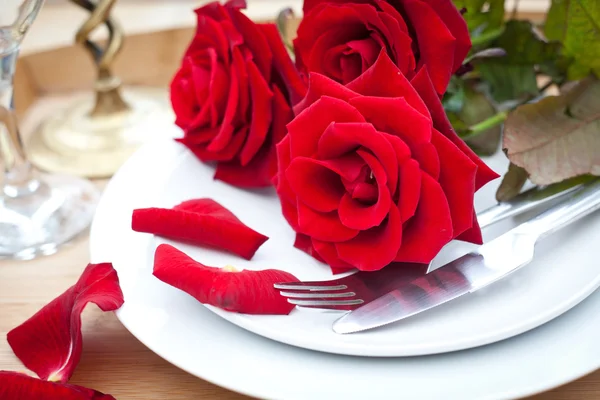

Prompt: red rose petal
xmin=421 ymin=0 xmax=471 ymax=72
xmin=413 ymin=142 xmax=440 ymax=180
xmin=7 ymin=264 xmax=124 ymax=383
xmin=336 ymin=205 xmax=403 ymax=271
xmin=375 ymin=1 xmax=415 ymax=75
xmin=293 ymin=73 xmax=358 ymax=115
xmin=289 ymin=96 xmax=365 ymax=159
xmin=318 ymin=122 xmax=398 ymax=194
xmin=346 ymin=51 xmax=430 ymax=118
xmin=225 ymin=4 xmax=273 ymax=79
xmin=394 ymin=171 xmax=453 ymax=264
xmin=297 ymin=200 xmax=359 ymax=242
xmin=410 ymin=68 xmax=500 ymax=190
xmin=397 ymin=158 xmax=422 ymax=222
xmin=239 ymin=61 xmax=273 ymax=165
xmin=293 ymin=233 xmax=326 ymax=264
xmin=312 ymin=239 xmax=355 ymax=272
xmin=349 ymin=96 xmax=432 ymax=149
xmin=286 ymin=157 xmax=359 ymax=213
xmin=402 ymin=0 xmax=456 ymax=94
xmin=132 ymin=198 xmax=268 ymax=260
xmin=338 ymin=149 xmax=392 ymax=230
xmin=0 ymin=371 xmax=115 ymax=400
xmin=206 ymin=60 xmax=239 ymax=153
xmin=431 ymin=128 xmax=478 ymax=238
xmin=153 ymin=244 xmax=298 ymax=314
xmin=259 ymin=24 xmax=308 ymax=104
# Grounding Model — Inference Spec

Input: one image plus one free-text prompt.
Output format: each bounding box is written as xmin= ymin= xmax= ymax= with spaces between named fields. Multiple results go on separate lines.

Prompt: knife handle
xmin=514 ymin=179 xmax=600 ymax=240
xmin=476 ymin=182 xmax=582 ymax=229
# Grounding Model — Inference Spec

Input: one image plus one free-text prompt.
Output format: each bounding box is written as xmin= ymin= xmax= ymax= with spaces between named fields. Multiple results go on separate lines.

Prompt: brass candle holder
xmin=26 ymin=0 xmax=174 ymax=178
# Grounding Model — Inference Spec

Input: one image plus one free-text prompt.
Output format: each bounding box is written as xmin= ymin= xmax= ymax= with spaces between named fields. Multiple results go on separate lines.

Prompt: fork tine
xmin=274 ymin=283 xmax=348 ymax=291
xmin=287 ymin=299 xmax=365 ymax=307
xmin=279 ymin=291 xmax=356 ymax=299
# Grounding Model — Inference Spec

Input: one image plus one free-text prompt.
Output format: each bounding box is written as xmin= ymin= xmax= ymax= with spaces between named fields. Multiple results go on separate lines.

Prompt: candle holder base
xmin=25 ymin=87 xmax=174 ymax=178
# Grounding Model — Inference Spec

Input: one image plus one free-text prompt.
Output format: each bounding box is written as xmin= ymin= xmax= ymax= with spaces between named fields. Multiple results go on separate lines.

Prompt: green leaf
xmin=457 ymin=86 xmax=502 ymax=155
xmin=475 ymin=20 xmax=562 ymax=103
xmin=544 ymin=0 xmax=600 ymax=80
xmin=503 ymin=75 xmax=600 ymax=185
xmin=453 ymin=0 xmax=505 ymax=34
xmin=478 ymin=63 xmax=539 ymax=102
xmin=495 ymin=163 xmax=529 ymax=201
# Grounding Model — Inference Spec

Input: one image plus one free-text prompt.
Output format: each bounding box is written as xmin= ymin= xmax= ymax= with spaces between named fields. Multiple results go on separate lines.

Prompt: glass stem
xmin=0 ymin=45 xmax=39 ymax=198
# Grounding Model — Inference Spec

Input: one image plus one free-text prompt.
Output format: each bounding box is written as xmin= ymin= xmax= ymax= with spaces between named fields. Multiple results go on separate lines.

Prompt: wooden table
xmin=0 ymin=195 xmax=598 ymax=399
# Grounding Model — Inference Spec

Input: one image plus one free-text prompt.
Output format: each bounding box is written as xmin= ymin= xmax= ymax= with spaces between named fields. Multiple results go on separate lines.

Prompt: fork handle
xmin=514 ymin=179 xmax=600 ymax=240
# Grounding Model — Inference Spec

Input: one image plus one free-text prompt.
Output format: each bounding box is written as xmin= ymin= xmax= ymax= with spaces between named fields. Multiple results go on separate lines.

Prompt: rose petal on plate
xmin=7 ymin=264 xmax=124 ymax=383
xmin=132 ymin=198 xmax=268 ymax=260
xmin=153 ymin=244 xmax=299 ymax=315
xmin=0 ymin=371 xmax=115 ymax=400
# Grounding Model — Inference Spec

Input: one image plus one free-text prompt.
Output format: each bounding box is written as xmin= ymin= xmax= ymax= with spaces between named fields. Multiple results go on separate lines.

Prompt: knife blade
xmin=332 ymin=179 xmax=600 ymax=334
xmin=425 ymin=181 xmax=585 ymax=273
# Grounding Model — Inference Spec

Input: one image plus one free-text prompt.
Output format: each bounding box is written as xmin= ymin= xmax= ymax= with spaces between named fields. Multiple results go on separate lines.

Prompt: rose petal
xmin=456 ymin=211 xmax=484 ymax=245
xmin=206 ymin=59 xmax=240 ymax=153
xmin=410 ymin=68 xmax=500 ymax=190
xmin=7 ymin=264 xmax=124 ymax=383
xmin=413 ymin=142 xmax=440 ymax=180
xmin=346 ymin=51 xmax=430 ymax=119
xmin=402 ymin=0 xmax=457 ymax=94
xmin=259 ymin=24 xmax=308 ymax=104
xmin=394 ymin=171 xmax=453 ymax=264
xmin=132 ymin=199 xmax=268 ymax=260
xmin=286 ymin=154 xmax=365 ymax=213
xmin=312 ymin=239 xmax=355 ymax=273
xmin=239 ymin=61 xmax=273 ymax=165
xmin=338 ymin=149 xmax=392 ymax=230
xmin=0 ymin=372 xmax=115 ymax=400
xmin=293 ymin=73 xmax=358 ymax=115
xmin=349 ymin=96 xmax=432 ymax=148
xmin=153 ymin=244 xmax=298 ymax=314
xmin=288 ymin=96 xmax=365 ymax=159
xmin=225 ymin=4 xmax=273 ymax=79
xmin=293 ymin=233 xmax=326 ymax=263
xmin=317 ymin=122 xmax=398 ymax=194
xmin=421 ymin=0 xmax=471 ymax=72
xmin=336 ymin=204 xmax=403 ymax=271
xmin=431 ymin=128 xmax=478 ymax=238
xmin=397 ymin=158 xmax=422 ymax=222
xmin=297 ymin=200 xmax=359 ymax=242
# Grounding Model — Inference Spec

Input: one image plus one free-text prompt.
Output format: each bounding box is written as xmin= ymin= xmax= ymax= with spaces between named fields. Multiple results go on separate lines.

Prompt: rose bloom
xmin=294 ymin=0 xmax=470 ymax=95
xmin=170 ymin=0 xmax=305 ymax=187
xmin=275 ymin=52 xmax=498 ymax=273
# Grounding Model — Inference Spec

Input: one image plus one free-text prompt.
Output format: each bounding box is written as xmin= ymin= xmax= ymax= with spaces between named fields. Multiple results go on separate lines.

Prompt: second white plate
xmin=107 ymin=137 xmax=600 ymax=357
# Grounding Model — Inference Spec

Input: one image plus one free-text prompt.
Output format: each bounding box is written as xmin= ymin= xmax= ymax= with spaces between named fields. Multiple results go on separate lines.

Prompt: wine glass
xmin=0 ymin=0 xmax=99 ymax=260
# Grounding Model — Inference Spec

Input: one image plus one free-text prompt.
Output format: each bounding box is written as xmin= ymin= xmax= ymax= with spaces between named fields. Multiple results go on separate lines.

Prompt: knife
xmin=425 ymin=181 xmax=585 ymax=273
xmin=332 ymin=178 xmax=600 ymax=334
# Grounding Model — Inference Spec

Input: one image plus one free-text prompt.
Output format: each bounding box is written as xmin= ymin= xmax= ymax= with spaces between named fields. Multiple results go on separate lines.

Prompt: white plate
xmin=89 ymin=140 xmax=600 ymax=399
xmin=94 ymin=137 xmax=600 ymax=357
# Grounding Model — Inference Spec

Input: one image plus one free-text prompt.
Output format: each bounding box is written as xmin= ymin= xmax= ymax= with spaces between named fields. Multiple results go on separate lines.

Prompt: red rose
xmin=275 ymin=52 xmax=498 ymax=273
xmin=294 ymin=0 xmax=470 ymax=95
xmin=170 ymin=0 xmax=306 ymax=187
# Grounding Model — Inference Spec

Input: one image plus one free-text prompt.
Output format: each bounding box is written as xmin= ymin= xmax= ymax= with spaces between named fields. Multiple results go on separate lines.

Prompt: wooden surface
xmin=0 ymin=191 xmax=598 ymax=399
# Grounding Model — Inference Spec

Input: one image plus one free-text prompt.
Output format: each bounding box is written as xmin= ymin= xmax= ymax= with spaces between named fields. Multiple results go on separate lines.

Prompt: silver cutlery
xmin=274 ymin=181 xmax=587 ymax=310
xmin=331 ymin=178 xmax=600 ymax=334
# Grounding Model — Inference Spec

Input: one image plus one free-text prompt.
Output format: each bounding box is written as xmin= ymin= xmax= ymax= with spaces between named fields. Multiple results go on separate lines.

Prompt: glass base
xmin=0 ymin=173 xmax=99 ymax=260
xmin=25 ymin=87 xmax=175 ymax=178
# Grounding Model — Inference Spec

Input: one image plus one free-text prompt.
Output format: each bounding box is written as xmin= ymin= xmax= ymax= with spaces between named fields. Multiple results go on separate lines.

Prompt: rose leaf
xmin=544 ymin=0 xmax=600 ymax=80
xmin=452 ymin=0 xmax=505 ymax=34
xmin=503 ymin=75 xmax=600 ymax=185
xmin=495 ymin=162 xmax=529 ymax=201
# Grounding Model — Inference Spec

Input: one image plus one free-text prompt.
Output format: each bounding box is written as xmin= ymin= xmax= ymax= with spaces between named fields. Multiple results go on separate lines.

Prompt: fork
xmin=274 ymin=181 xmax=588 ymax=310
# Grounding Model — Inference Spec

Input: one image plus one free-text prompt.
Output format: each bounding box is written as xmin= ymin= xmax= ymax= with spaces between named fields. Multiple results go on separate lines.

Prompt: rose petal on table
xmin=7 ymin=264 xmax=124 ymax=383
xmin=132 ymin=198 xmax=268 ymax=260
xmin=153 ymin=243 xmax=299 ymax=315
xmin=0 ymin=371 xmax=115 ymax=400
